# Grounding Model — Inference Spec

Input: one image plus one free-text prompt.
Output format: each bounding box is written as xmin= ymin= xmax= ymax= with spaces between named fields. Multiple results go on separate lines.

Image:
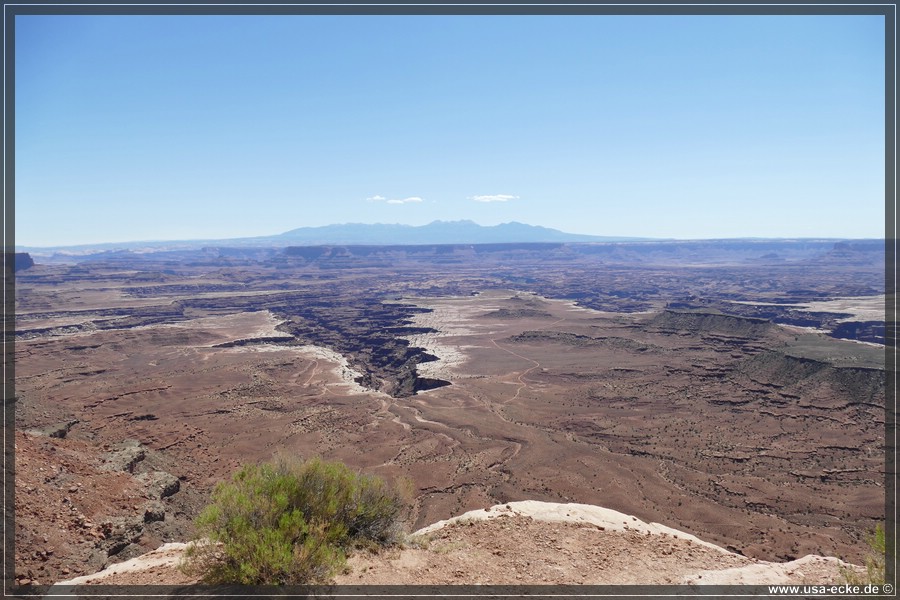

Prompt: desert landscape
xmin=12 ymin=237 xmax=886 ymax=587
xmin=11 ymin=8 xmax=891 ymax=592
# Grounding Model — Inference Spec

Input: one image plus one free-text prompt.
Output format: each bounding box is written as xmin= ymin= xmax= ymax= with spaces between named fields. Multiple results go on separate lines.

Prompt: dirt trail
xmin=489 ymin=317 xmax=566 ymax=404
xmin=489 ymin=338 xmax=540 ymax=403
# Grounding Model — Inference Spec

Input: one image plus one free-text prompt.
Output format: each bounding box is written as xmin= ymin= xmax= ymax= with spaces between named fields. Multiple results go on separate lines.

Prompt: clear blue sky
xmin=15 ymin=14 xmax=885 ymax=247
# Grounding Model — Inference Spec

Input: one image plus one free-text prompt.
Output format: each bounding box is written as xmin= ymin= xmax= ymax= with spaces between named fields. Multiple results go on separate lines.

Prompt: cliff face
xmin=738 ymin=350 xmax=884 ymax=409
xmin=12 ymin=252 xmax=34 ymax=272
xmin=649 ymin=309 xmax=775 ymax=339
xmin=815 ymin=240 xmax=885 ymax=267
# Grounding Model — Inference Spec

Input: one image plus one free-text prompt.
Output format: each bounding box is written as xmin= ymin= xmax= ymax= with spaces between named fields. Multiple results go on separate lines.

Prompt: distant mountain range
xmin=18 ymin=221 xmax=652 ymax=254
xmin=275 ymin=220 xmax=649 ymax=245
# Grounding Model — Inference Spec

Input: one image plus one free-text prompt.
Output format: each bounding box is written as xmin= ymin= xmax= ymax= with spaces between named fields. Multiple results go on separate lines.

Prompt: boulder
xmin=136 ymin=471 xmax=180 ymax=499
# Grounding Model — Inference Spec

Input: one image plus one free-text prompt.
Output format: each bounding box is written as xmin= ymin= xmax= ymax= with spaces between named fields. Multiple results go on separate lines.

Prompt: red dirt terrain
xmin=13 ymin=242 xmax=885 ymax=587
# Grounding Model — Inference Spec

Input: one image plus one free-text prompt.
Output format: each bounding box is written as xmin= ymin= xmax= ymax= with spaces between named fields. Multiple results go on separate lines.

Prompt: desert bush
xmin=841 ymin=523 xmax=886 ymax=586
xmin=182 ymin=456 xmax=409 ymax=585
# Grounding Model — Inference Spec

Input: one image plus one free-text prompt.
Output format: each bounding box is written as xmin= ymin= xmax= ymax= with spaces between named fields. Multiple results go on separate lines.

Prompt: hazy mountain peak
xmin=276 ymin=221 xmax=639 ymax=245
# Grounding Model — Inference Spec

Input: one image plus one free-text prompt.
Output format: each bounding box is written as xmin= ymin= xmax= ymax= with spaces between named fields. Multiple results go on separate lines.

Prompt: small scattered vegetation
xmin=182 ymin=456 xmax=410 ymax=585
xmin=841 ymin=523 xmax=886 ymax=586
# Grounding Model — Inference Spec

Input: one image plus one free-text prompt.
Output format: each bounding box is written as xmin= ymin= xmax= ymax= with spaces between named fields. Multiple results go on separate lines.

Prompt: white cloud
xmin=369 ymin=195 xmax=424 ymax=205
xmin=469 ymin=194 xmax=519 ymax=203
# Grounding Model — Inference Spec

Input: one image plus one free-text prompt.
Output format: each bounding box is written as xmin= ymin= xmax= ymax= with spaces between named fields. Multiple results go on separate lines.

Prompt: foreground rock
xmin=51 ymin=501 xmax=862 ymax=587
xmin=338 ymin=502 xmax=861 ymax=585
xmin=51 ymin=543 xmax=197 ymax=587
xmin=14 ymin=430 xmax=197 ymax=586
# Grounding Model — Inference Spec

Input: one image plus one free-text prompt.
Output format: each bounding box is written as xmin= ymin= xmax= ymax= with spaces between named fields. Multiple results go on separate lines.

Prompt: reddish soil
xmin=14 ymin=252 xmax=884 ymax=586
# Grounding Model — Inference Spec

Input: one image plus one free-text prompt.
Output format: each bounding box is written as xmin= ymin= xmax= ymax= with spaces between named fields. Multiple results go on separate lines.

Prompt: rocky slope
xmin=14 ymin=428 xmax=204 ymax=587
xmin=48 ymin=501 xmax=861 ymax=588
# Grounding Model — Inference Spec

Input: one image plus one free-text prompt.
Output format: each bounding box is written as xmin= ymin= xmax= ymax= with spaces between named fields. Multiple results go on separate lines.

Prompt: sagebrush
xmin=841 ymin=523 xmax=886 ymax=586
xmin=182 ymin=456 xmax=410 ymax=585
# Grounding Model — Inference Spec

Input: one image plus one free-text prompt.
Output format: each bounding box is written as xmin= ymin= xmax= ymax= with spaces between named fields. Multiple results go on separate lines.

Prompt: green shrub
xmin=841 ymin=523 xmax=886 ymax=586
xmin=182 ymin=456 xmax=409 ymax=585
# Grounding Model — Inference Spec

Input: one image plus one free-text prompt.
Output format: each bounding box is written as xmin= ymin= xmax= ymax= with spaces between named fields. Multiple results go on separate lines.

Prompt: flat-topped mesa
xmin=10 ymin=252 xmax=34 ymax=272
xmin=650 ymin=309 xmax=776 ymax=339
xmin=817 ymin=240 xmax=886 ymax=266
xmin=739 ymin=350 xmax=884 ymax=405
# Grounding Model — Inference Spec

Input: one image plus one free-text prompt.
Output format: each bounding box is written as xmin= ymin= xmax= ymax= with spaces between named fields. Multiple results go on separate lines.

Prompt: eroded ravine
xmin=15 ymin=249 xmax=885 ymax=585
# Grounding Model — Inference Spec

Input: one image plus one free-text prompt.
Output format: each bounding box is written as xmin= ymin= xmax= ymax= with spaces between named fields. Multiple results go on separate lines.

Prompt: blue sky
xmin=15 ymin=14 xmax=885 ymax=247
